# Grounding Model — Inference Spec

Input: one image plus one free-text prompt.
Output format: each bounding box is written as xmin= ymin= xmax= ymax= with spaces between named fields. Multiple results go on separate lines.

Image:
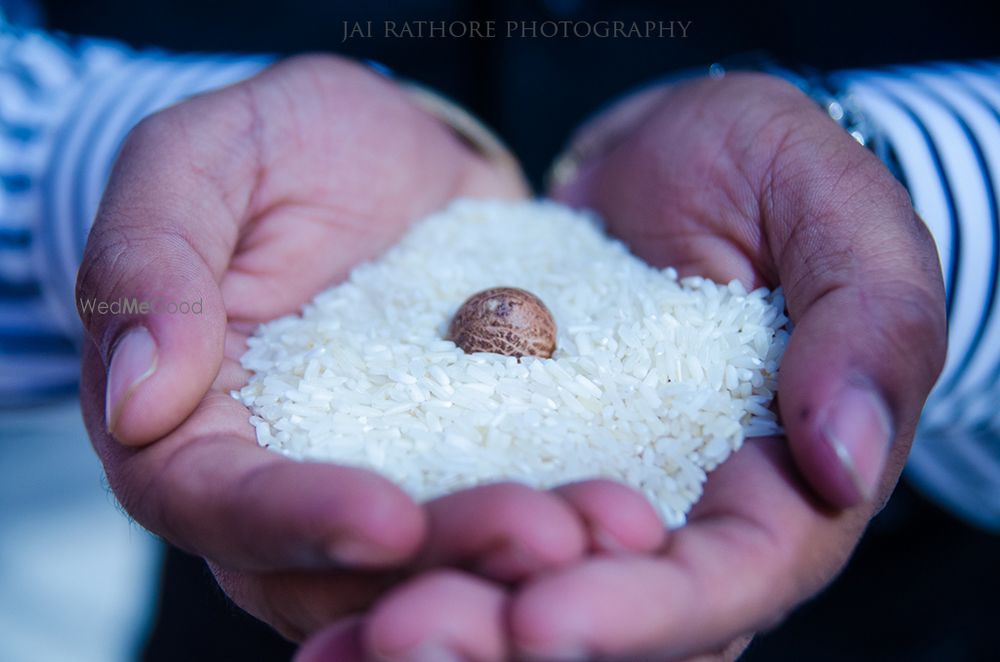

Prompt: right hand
xmin=76 ymin=56 xmax=665 ymax=641
xmin=298 ymin=72 xmax=949 ymax=661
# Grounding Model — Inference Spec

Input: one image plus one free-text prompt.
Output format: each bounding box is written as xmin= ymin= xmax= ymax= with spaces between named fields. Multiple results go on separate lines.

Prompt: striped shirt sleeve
xmin=0 ymin=18 xmax=270 ymax=404
xmin=2 ymin=15 xmax=999 ymax=528
xmin=834 ymin=62 xmax=1000 ymax=530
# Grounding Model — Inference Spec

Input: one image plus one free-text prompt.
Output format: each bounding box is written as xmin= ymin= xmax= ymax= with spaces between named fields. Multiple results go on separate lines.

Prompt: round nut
xmin=447 ymin=287 xmax=557 ymax=359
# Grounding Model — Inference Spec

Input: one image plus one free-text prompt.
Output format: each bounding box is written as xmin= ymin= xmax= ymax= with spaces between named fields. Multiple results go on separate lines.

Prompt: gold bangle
xmin=401 ymin=81 xmax=528 ymax=192
xmin=546 ymin=142 xmax=587 ymax=193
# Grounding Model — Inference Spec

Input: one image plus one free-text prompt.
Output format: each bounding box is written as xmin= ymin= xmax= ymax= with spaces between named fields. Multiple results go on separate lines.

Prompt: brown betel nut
xmin=447 ymin=287 xmax=557 ymax=359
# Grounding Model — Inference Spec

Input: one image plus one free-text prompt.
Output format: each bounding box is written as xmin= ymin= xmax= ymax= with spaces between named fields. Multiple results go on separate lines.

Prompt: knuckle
xmin=119 ymin=107 xmax=180 ymax=159
xmin=715 ymin=71 xmax=812 ymax=109
xmin=268 ymin=54 xmax=400 ymax=119
xmin=873 ymin=286 xmax=948 ymax=384
xmin=75 ymin=231 xmax=128 ymax=335
xmin=277 ymin=52 xmax=373 ymax=83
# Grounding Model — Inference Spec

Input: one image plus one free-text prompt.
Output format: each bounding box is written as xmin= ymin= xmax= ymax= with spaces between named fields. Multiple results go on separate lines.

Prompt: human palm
xmin=298 ymin=74 xmax=946 ymax=660
xmin=77 ymin=56 xmax=664 ymax=644
xmin=78 ymin=63 xmax=946 ymax=661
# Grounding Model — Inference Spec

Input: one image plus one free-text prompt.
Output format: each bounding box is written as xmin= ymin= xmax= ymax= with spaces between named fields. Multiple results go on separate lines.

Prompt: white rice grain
xmin=236 ymin=199 xmax=789 ymax=527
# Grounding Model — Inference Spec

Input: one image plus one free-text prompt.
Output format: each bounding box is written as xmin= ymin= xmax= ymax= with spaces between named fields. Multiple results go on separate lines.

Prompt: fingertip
xmin=554 ymin=480 xmax=666 ymax=554
xmin=323 ymin=471 xmax=427 ymax=567
xmin=492 ymin=485 xmax=586 ymax=567
xmin=365 ymin=570 xmax=507 ymax=662
xmin=148 ymin=448 xmax=428 ymax=570
xmin=435 ymin=482 xmax=588 ymax=579
xmin=108 ymin=351 xmax=223 ymax=447
xmin=781 ymin=366 xmax=896 ymax=509
xmin=104 ymin=294 xmax=227 ymax=446
xmin=364 ymin=570 xmax=453 ymax=656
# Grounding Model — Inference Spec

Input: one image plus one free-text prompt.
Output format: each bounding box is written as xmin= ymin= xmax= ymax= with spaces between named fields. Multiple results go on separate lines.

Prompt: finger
xmin=127 ymin=435 xmax=426 ymax=570
xmin=513 ymin=552 xmax=760 ymax=661
xmin=744 ymin=81 xmax=946 ymax=506
xmin=216 ymin=56 xmax=529 ymax=324
xmin=295 ymin=618 xmax=366 ymax=662
xmin=76 ymin=102 xmax=247 ymax=445
xmin=82 ymin=341 xmax=425 ymax=570
xmin=419 ymin=483 xmax=587 ymax=581
xmin=552 ymin=480 xmax=666 ymax=553
xmin=79 ymin=56 xmax=529 ymax=448
xmin=134 ymin=437 xmax=425 ymax=570
xmin=509 ymin=437 xmax=864 ymax=661
xmin=364 ymin=570 xmax=508 ymax=662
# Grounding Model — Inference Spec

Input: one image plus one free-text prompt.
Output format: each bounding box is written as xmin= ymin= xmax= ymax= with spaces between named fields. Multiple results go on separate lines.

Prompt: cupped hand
xmin=76 ymin=56 xmax=664 ymax=641
xmin=519 ymin=72 xmax=947 ymax=660
xmin=298 ymin=73 xmax=947 ymax=660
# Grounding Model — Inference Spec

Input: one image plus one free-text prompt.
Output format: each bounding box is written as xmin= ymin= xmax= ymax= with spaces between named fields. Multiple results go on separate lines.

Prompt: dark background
xmin=35 ymin=1 xmax=1000 ymax=660
xmin=43 ymin=0 xmax=1000 ymax=187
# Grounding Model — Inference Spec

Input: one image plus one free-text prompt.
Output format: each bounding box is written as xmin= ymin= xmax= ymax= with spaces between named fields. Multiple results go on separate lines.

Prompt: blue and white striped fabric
xmin=0 ymin=14 xmax=269 ymax=404
xmin=1 ymin=12 xmax=998 ymax=527
xmin=837 ymin=64 xmax=1000 ymax=530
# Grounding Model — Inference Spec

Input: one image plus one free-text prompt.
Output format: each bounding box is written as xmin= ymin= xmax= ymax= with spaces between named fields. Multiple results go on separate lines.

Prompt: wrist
xmin=715 ymin=55 xmax=880 ymax=148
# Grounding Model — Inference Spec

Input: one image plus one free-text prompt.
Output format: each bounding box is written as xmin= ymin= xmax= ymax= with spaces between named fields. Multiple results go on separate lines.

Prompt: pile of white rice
xmin=236 ymin=199 xmax=789 ymax=526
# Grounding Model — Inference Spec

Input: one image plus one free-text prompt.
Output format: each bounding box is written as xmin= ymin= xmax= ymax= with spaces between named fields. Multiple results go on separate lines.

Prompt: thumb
xmin=764 ymin=136 xmax=947 ymax=507
xmin=76 ymin=108 xmax=248 ymax=446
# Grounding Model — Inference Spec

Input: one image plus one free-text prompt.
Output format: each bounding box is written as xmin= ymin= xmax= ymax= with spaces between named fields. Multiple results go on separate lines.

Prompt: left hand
xmin=296 ymin=72 xmax=946 ymax=660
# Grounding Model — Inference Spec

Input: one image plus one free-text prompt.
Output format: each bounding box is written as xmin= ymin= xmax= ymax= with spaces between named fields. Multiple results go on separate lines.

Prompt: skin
xmin=297 ymin=74 xmax=947 ymax=660
xmin=77 ymin=56 xmax=665 ymax=644
xmin=78 ymin=61 xmax=946 ymax=661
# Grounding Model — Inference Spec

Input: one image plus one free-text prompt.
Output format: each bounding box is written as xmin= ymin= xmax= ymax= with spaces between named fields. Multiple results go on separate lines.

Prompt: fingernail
xmin=106 ymin=327 xmax=158 ymax=436
xmin=820 ymin=385 xmax=893 ymax=503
